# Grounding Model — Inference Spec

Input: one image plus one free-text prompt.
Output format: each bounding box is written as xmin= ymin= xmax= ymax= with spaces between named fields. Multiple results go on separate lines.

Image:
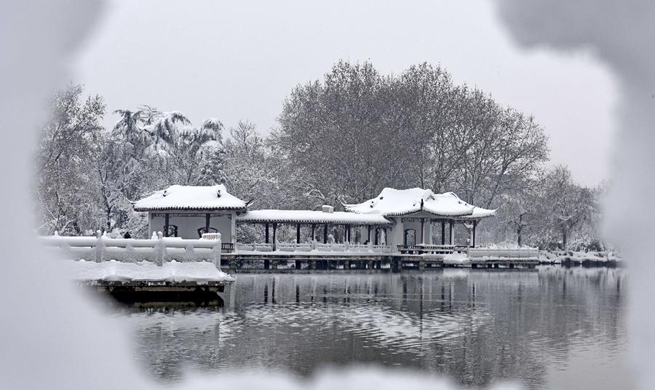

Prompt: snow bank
xmin=65 ymin=260 xmax=234 ymax=283
xmin=553 ymin=251 xmax=622 ymax=264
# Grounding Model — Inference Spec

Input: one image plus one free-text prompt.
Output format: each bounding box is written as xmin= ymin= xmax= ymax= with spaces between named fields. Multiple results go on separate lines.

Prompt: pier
xmin=42 ymin=232 xmax=543 ymax=273
xmin=41 ymin=232 xmax=235 ymax=306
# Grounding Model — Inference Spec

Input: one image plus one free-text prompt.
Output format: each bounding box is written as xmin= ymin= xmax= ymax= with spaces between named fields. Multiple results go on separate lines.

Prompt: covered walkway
xmin=236 ymin=208 xmax=392 ymax=250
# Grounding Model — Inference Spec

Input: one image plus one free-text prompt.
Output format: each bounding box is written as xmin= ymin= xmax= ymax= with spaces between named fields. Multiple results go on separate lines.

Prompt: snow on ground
xmin=555 ymin=251 xmax=621 ymax=263
xmin=64 ymin=260 xmax=234 ymax=283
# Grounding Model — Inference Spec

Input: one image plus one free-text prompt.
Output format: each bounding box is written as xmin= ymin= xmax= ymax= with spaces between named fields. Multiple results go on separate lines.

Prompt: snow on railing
xmin=40 ymin=231 xmax=222 ymax=269
xmin=468 ymin=248 xmax=539 ymax=260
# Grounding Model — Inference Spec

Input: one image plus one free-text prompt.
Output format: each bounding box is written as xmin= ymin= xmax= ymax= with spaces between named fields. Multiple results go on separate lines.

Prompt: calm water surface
xmin=119 ymin=267 xmax=629 ymax=390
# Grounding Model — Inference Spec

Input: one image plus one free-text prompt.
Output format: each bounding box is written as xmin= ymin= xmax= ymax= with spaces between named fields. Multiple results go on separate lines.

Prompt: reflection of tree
xmin=123 ymin=270 xmax=626 ymax=388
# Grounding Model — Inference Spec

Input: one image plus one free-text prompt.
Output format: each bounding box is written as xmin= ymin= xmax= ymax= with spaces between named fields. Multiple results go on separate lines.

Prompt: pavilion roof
xmin=134 ymin=184 xmax=247 ymax=212
xmin=236 ymin=209 xmax=392 ymax=225
xmin=344 ymin=188 xmax=496 ymax=219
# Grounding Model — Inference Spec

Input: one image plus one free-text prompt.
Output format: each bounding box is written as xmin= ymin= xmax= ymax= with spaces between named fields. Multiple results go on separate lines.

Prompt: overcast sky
xmin=74 ymin=0 xmax=616 ymax=186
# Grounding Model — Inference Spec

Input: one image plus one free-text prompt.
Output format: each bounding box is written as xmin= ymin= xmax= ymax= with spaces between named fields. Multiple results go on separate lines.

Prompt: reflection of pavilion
xmin=134 ymin=185 xmax=495 ymax=253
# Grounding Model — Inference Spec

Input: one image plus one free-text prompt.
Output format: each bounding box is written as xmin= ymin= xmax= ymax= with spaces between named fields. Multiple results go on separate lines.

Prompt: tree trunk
xmin=517 ymin=214 xmax=523 ymax=247
xmin=562 ymin=228 xmax=568 ymax=250
xmin=517 ymin=227 xmax=522 ymax=247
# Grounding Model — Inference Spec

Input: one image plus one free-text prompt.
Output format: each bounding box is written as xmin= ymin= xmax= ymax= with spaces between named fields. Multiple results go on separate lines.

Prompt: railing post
xmin=185 ymin=244 xmax=194 ymax=262
xmin=156 ymin=231 xmax=165 ymax=266
xmin=212 ymin=234 xmax=222 ymax=270
xmin=95 ymin=230 xmax=104 ymax=263
xmin=125 ymin=242 xmax=135 ymax=263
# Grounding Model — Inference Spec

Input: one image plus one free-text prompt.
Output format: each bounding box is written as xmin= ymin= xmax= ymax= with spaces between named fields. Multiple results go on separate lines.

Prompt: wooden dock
xmin=220 ymin=252 xmax=539 ymax=272
xmin=81 ymin=279 xmax=234 ymax=307
xmin=221 ymin=253 xmax=388 ymax=272
xmin=42 ymin=234 xmax=544 ymax=281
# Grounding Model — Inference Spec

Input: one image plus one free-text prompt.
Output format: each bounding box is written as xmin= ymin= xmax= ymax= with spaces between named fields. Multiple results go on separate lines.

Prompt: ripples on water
xmin=119 ymin=267 xmax=629 ymax=390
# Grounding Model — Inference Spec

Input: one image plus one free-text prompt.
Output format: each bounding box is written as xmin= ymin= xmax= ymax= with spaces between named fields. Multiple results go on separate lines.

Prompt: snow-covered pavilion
xmin=344 ymin=188 xmax=495 ymax=250
xmin=134 ymin=185 xmax=495 ymax=253
xmin=133 ymin=184 xmax=247 ymax=250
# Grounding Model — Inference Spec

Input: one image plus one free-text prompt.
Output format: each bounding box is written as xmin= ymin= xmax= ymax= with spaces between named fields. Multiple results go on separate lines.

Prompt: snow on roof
xmin=134 ymin=184 xmax=247 ymax=212
xmin=461 ymin=206 xmax=496 ymax=219
xmin=344 ymin=188 xmax=496 ymax=219
xmin=236 ymin=209 xmax=391 ymax=225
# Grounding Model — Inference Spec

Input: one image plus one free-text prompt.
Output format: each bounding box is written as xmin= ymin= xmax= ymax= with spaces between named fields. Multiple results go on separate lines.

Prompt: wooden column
xmin=164 ymin=213 xmax=170 ymax=237
xmin=311 ymin=224 xmax=316 ymax=241
xmin=265 ymin=223 xmax=270 ymax=243
xmin=472 ymin=220 xmax=477 ymax=248
xmin=205 ymin=213 xmax=211 ymax=235
xmin=420 ymin=218 xmax=425 ymax=245
xmin=272 ymin=223 xmax=278 ymax=250
xmin=323 ymin=224 xmax=328 ymax=244
xmin=449 ymin=220 xmax=454 ymax=245
xmin=346 ymin=224 xmax=351 ymax=242
xmin=367 ymin=226 xmax=372 ymax=243
xmin=296 ymin=223 xmax=301 ymax=244
xmin=441 ymin=221 xmax=446 ymax=245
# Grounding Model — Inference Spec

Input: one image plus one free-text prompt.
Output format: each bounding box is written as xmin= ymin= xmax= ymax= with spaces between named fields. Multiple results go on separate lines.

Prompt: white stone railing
xmin=278 ymin=242 xmax=313 ymax=252
xmin=40 ymin=231 xmax=222 ymax=269
xmin=236 ymin=243 xmax=274 ymax=252
xmin=468 ymin=248 xmax=539 ymax=260
xmin=236 ymin=241 xmax=391 ymax=254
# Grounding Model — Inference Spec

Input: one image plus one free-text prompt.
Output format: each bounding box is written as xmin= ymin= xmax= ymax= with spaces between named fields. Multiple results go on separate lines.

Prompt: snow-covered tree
xmin=538 ymin=166 xmax=597 ymax=250
xmin=35 ymin=85 xmax=106 ymax=235
xmin=273 ymin=60 xmax=549 ymax=211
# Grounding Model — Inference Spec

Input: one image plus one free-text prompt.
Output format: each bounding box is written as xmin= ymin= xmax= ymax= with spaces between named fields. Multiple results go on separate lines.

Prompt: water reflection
xmin=121 ymin=267 xmax=628 ymax=390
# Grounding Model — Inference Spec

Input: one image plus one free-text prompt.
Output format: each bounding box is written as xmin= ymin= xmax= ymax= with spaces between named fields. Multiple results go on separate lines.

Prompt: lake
xmin=118 ymin=267 xmax=629 ymax=390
